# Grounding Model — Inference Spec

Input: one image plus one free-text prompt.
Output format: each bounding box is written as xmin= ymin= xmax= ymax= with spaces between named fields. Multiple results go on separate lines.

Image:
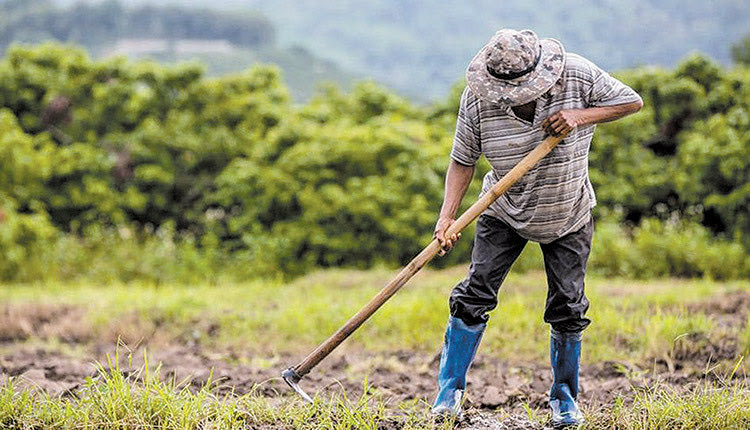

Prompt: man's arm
xmin=541 ymin=100 xmax=643 ymax=137
xmin=434 ymin=159 xmax=475 ymax=256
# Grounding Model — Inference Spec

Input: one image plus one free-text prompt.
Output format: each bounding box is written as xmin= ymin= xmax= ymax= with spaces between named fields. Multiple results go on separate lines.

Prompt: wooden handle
xmin=292 ymin=134 xmax=564 ymax=377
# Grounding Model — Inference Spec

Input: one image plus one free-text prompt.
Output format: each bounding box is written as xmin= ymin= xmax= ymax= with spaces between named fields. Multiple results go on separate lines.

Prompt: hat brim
xmin=466 ymin=38 xmax=565 ymax=106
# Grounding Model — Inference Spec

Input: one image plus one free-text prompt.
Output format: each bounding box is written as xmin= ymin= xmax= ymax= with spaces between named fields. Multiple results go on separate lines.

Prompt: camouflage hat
xmin=466 ymin=29 xmax=565 ymax=106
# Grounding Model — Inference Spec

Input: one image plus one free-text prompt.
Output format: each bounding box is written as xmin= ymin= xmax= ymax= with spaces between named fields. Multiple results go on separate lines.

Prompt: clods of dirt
xmin=0 ymin=303 xmax=91 ymax=343
xmin=688 ymin=290 xmax=750 ymax=320
xmin=4 ymin=343 xmax=742 ymax=414
xmin=456 ymin=411 xmax=545 ymax=430
xmin=0 ymin=348 xmax=94 ymax=396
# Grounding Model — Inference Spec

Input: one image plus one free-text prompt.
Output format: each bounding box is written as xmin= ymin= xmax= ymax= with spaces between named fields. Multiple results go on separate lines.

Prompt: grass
xmin=601 ymin=359 xmax=750 ymax=429
xmin=0 ymin=353 xmax=747 ymax=429
xmin=0 ymin=350 xmax=442 ymax=430
xmin=0 ymin=268 xmax=746 ymax=365
xmin=0 ymin=267 xmax=748 ymax=428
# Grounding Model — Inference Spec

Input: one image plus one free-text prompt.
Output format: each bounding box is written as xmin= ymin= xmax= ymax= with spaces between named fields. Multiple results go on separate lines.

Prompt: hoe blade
xmin=282 ymin=367 xmax=314 ymax=404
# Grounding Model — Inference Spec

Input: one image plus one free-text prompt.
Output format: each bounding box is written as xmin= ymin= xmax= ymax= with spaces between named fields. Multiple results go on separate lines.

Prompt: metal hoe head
xmin=282 ymin=367 xmax=314 ymax=404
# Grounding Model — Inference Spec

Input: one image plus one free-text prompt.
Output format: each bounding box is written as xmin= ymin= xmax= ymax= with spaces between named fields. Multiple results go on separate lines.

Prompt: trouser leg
xmin=539 ymin=217 xmax=593 ymax=334
xmin=449 ymin=214 xmax=528 ymax=325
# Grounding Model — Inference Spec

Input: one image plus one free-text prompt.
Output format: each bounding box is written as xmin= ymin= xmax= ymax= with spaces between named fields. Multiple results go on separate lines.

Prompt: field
xmin=0 ymin=265 xmax=748 ymax=429
xmin=2 ymin=9 xmax=750 ymax=429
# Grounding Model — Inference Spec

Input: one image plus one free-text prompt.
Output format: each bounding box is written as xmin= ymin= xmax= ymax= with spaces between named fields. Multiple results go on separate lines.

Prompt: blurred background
xmin=4 ymin=0 xmax=749 ymax=101
xmin=1 ymin=0 xmax=750 ymax=284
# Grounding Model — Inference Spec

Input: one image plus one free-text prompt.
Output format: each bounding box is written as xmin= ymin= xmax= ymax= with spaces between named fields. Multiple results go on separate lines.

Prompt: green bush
xmin=3 ymin=224 xmax=277 ymax=284
xmin=590 ymin=216 xmax=750 ymax=280
xmin=0 ymin=44 xmax=749 ymax=282
xmin=0 ymin=199 xmax=57 ymax=281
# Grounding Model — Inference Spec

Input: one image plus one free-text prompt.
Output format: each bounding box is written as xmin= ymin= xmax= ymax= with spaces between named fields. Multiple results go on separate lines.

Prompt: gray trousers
xmin=449 ymin=214 xmax=593 ymax=333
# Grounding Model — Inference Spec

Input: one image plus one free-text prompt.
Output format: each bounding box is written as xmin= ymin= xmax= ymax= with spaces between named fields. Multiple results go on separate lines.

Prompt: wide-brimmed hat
xmin=466 ymin=29 xmax=565 ymax=106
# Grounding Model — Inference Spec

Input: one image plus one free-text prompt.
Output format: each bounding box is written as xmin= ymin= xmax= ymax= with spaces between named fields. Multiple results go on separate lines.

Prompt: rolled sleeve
xmin=585 ymin=61 xmax=642 ymax=107
xmin=450 ymin=87 xmax=482 ymax=166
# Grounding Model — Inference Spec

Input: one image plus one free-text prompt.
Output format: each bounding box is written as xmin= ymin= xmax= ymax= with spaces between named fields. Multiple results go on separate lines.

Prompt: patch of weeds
xmin=613 ymin=361 xmax=647 ymax=381
xmin=520 ymin=401 xmax=548 ymax=426
xmin=740 ymin=315 xmax=750 ymax=358
xmin=594 ymin=374 xmax=750 ymax=430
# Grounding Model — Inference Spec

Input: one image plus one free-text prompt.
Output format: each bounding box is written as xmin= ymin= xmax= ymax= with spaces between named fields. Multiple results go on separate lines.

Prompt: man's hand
xmin=542 ymin=101 xmax=644 ymax=137
xmin=435 ymin=160 xmax=474 ymax=257
xmin=434 ymin=217 xmax=461 ymax=256
xmin=542 ymin=109 xmax=585 ymax=137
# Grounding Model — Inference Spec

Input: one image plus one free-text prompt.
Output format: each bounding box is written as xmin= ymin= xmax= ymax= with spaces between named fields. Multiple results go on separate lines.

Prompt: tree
xmin=731 ymin=34 xmax=750 ymax=65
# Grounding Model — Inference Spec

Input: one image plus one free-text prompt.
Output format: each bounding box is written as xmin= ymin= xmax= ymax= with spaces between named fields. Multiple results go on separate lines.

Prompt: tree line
xmin=0 ymin=0 xmax=276 ymax=53
xmin=0 ymin=44 xmax=748 ymax=282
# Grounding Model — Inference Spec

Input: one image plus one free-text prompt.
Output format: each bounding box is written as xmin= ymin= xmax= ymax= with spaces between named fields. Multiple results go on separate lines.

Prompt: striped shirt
xmin=451 ymin=53 xmax=642 ymax=243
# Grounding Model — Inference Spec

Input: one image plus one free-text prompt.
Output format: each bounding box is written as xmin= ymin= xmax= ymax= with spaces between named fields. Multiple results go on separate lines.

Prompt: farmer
xmin=431 ymin=29 xmax=642 ymax=427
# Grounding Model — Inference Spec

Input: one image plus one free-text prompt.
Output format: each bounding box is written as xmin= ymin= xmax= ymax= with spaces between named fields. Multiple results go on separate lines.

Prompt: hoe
xmin=282 ymin=134 xmax=565 ymax=403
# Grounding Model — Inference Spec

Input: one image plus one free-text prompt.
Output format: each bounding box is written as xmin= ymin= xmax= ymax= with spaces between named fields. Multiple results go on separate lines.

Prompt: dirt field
xmin=1 ymin=273 xmax=748 ymax=429
xmin=3 ymin=342 xmax=738 ymax=405
xmin=2 ymin=346 xmax=747 ymax=429
xmin=2 ymin=290 xmax=748 ymax=429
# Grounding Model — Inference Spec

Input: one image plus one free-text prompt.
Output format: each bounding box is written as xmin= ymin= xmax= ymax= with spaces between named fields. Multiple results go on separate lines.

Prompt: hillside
xmin=52 ymin=0 xmax=750 ymax=101
xmin=1 ymin=0 xmax=356 ymax=101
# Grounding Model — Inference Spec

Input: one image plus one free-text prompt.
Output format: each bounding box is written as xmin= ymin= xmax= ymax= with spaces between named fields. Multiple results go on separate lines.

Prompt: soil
xmin=1 ymin=289 xmax=748 ymax=429
xmin=1 ymin=342 xmax=746 ymax=429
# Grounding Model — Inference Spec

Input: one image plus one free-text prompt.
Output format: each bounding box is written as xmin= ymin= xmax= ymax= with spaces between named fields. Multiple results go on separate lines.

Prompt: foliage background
xmin=1 ymin=41 xmax=749 ymax=283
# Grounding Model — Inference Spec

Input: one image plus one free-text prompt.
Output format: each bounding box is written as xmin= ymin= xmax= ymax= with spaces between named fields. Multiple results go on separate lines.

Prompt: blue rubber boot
xmin=549 ymin=329 xmax=584 ymax=428
xmin=431 ymin=316 xmax=486 ymax=416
